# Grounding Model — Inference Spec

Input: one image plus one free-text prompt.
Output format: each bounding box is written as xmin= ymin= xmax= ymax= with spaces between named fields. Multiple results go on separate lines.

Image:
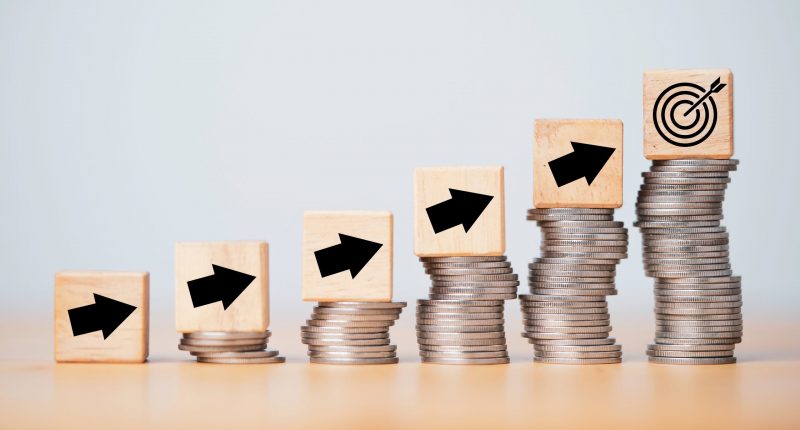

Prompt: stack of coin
xmin=301 ymin=302 xmax=406 ymax=364
xmin=520 ymin=208 xmax=627 ymax=364
xmin=416 ymin=256 xmax=518 ymax=364
xmin=178 ymin=331 xmax=285 ymax=364
xmin=635 ymin=159 xmax=741 ymax=365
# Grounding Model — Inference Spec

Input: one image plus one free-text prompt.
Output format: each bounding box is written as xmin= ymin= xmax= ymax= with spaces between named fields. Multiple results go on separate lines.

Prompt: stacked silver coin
xmin=416 ymin=256 xmax=518 ymax=364
xmin=521 ymin=208 xmax=627 ymax=364
xmin=178 ymin=331 xmax=285 ymax=364
xmin=635 ymin=159 xmax=741 ymax=365
xmin=301 ymin=302 xmax=406 ymax=364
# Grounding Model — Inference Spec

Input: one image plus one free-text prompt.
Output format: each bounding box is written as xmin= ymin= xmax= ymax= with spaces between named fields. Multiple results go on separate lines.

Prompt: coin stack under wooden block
xmin=301 ymin=302 xmax=406 ymax=364
xmin=520 ymin=209 xmax=627 ymax=364
xmin=635 ymin=159 xmax=741 ymax=364
xmin=527 ymin=119 xmax=626 ymax=364
xmin=416 ymin=256 xmax=518 ymax=364
xmin=178 ymin=331 xmax=284 ymax=363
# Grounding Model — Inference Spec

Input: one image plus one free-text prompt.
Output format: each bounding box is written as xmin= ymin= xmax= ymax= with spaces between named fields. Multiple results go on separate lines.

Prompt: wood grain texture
xmin=54 ymin=271 xmax=149 ymax=363
xmin=175 ymin=241 xmax=268 ymax=333
xmin=302 ymin=211 xmax=393 ymax=302
xmin=534 ymin=119 xmax=623 ymax=208
xmin=644 ymin=69 xmax=733 ymax=160
xmin=414 ymin=166 xmax=505 ymax=256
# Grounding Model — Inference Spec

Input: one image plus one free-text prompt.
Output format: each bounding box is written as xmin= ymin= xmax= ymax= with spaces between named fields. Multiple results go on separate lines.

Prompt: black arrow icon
xmin=68 ymin=293 xmax=137 ymax=339
xmin=314 ymin=234 xmax=383 ymax=278
xmin=425 ymin=188 xmax=494 ymax=234
xmin=188 ymin=264 xmax=256 ymax=309
xmin=548 ymin=141 xmax=616 ymax=187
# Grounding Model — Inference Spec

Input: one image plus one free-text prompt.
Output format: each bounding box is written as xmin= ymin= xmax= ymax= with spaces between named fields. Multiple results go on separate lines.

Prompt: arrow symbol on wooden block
xmin=68 ymin=293 xmax=137 ymax=339
xmin=548 ymin=141 xmax=616 ymax=187
xmin=314 ymin=234 xmax=383 ymax=279
xmin=188 ymin=264 xmax=256 ymax=309
xmin=425 ymin=188 xmax=494 ymax=234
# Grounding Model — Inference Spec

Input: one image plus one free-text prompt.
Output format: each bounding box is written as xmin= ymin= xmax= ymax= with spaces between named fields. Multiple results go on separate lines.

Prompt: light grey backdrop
xmin=1 ymin=1 xmax=798 ymax=335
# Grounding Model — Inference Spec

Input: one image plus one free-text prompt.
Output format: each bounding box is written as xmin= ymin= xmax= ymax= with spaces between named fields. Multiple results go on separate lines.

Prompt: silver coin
xmin=656 ymin=294 xmax=741 ymax=303
xmin=541 ymin=233 xmax=628 ymax=241
xmin=523 ymin=332 xmax=610 ymax=340
xmin=311 ymin=313 xmax=399 ymax=321
xmin=423 ymin=262 xmax=512 ymax=269
xmin=529 ymin=208 xmax=615 ymax=214
xmin=534 ymin=344 xmax=621 ymax=352
xmin=300 ymin=332 xmax=390 ymax=340
xmin=416 ymin=331 xmax=505 ymax=340
xmin=420 ymin=356 xmax=510 ymax=365
xmin=417 ymin=305 xmax=504 ymax=314
xmin=312 ymin=307 xmax=402 ymax=316
xmin=191 ymin=350 xmax=280 ymax=358
xmin=524 ymin=313 xmax=610 ymax=321
xmin=425 ymin=267 xmax=514 ymax=275
xmin=306 ymin=319 xmax=394 ymax=328
xmin=302 ymin=338 xmax=390 ymax=346
xmin=178 ymin=343 xmax=267 ymax=353
xmin=634 ymin=221 xmax=721 ymax=228
xmin=654 ymin=318 xmax=742 ymax=326
xmin=647 ymin=343 xmax=734 ymax=352
xmin=417 ymin=311 xmax=504 ymax=319
xmin=310 ymin=357 xmax=399 ymax=365
xmin=526 ymin=319 xmax=610 ymax=327
xmin=180 ymin=338 xmax=269 ymax=347
xmin=430 ymin=274 xmax=519 ymax=282
xmin=643 ymin=177 xmax=731 ymax=185
xmin=527 ymin=214 xmax=614 ymax=221
xmin=419 ymin=350 xmax=509 ymax=359
xmin=536 ymin=351 xmax=622 ymax=359
xmin=429 ymin=293 xmax=517 ymax=300
xmin=420 ymin=256 xmax=507 ymax=263
xmin=534 ymin=357 xmax=621 ymax=364
xmin=301 ymin=325 xmax=389 ymax=334
xmin=654 ymin=337 xmax=740 ymax=345
xmin=536 ymin=221 xmax=625 ymax=228
xmin=309 ymin=351 xmax=397 ymax=359
xmin=658 ymin=276 xmax=741 ymax=284
xmin=520 ymin=294 xmax=606 ymax=302
xmin=197 ymin=356 xmax=285 ymax=364
xmin=416 ymin=318 xmax=504 ymax=326
xmin=646 ymin=350 xmax=733 ymax=358
xmin=431 ymin=280 xmax=520 ymax=288
xmin=643 ymin=171 xmax=730 ymax=178
xmin=417 ymin=299 xmax=505 ymax=307
xmin=429 ymin=287 xmax=518 ymax=295
xmin=530 ymin=338 xmax=616 ymax=346
xmin=183 ymin=331 xmax=270 ymax=340
xmin=316 ymin=301 xmax=407 ymax=309
xmin=652 ymin=159 xmax=739 ymax=166
xmin=529 ymin=275 xmax=615 ymax=283
xmin=308 ymin=344 xmax=396 ymax=353
xmin=648 ymin=356 xmax=736 ymax=365
xmin=417 ymin=337 xmax=507 ymax=346
xmin=415 ymin=324 xmax=506 ymax=333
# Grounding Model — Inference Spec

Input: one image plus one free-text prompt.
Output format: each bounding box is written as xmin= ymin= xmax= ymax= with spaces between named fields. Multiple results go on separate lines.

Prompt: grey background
xmin=1 ymin=1 xmax=798 ymax=339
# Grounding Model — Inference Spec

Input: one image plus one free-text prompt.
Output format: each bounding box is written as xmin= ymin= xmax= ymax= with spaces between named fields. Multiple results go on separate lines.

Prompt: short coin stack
xmin=301 ymin=302 xmax=406 ymax=364
xmin=521 ymin=208 xmax=627 ymax=364
xmin=178 ymin=331 xmax=285 ymax=364
xmin=635 ymin=159 xmax=741 ymax=365
xmin=416 ymin=256 xmax=518 ymax=364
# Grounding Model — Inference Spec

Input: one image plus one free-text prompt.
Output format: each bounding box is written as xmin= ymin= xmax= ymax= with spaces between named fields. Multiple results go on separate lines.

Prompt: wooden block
xmin=54 ymin=271 xmax=149 ymax=363
xmin=644 ymin=69 xmax=733 ymax=159
xmin=175 ymin=241 xmax=268 ymax=333
xmin=302 ymin=211 xmax=392 ymax=302
xmin=414 ymin=166 xmax=505 ymax=256
xmin=534 ymin=119 xmax=623 ymax=209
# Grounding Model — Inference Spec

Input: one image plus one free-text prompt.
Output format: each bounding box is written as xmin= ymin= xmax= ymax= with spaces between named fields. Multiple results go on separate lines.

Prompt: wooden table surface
xmin=2 ymin=316 xmax=799 ymax=430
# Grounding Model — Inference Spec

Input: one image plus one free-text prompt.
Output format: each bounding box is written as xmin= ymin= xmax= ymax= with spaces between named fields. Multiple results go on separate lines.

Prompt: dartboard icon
xmin=653 ymin=77 xmax=727 ymax=147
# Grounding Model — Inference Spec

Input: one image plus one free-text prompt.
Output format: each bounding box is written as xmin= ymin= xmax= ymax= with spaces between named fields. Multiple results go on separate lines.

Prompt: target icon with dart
xmin=652 ymin=77 xmax=727 ymax=147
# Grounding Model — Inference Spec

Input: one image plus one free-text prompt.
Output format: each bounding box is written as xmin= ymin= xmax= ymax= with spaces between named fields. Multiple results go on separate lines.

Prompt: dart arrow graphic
xmin=548 ymin=141 xmax=616 ymax=187
xmin=188 ymin=264 xmax=256 ymax=309
xmin=314 ymin=234 xmax=383 ymax=278
xmin=425 ymin=188 xmax=494 ymax=234
xmin=68 ymin=293 xmax=137 ymax=339
xmin=684 ymin=77 xmax=726 ymax=117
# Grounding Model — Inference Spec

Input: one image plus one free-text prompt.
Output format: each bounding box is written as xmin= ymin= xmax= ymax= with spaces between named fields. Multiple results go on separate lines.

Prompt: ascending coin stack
xmin=178 ymin=331 xmax=285 ymax=364
xmin=416 ymin=256 xmax=519 ymax=364
xmin=301 ymin=302 xmax=406 ymax=364
xmin=520 ymin=208 xmax=628 ymax=364
xmin=635 ymin=159 xmax=741 ymax=364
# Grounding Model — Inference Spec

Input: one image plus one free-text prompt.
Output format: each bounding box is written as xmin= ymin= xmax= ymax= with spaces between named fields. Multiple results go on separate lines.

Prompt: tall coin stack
xmin=520 ymin=208 xmax=627 ymax=364
xmin=301 ymin=301 xmax=406 ymax=364
xmin=635 ymin=159 xmax=741 ymax=364
xmin=178 ymin=331 xmax=285 ymax=364
xmin=416 ymin=256 xmax=518 ymax=364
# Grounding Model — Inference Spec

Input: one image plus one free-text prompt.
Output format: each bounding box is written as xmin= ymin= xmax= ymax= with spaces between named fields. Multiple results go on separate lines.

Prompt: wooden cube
xmin=534 ymin=119 xmax=623 ymax=208
xmin=175 ymin=241 xmax=268 ymax=333
xmin=54 ymin=271 xmax=149 ymax=363
xmin=414 ymin=166 xmax=505 ymax=256
xmin=644 ymin=69 xmax=733 ymax=159
xmin=302 ymin=211 xmax=393 ymax=302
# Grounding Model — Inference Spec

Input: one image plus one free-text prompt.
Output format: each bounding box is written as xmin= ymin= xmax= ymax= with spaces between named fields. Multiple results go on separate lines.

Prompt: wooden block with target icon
xmin=644 ymin=69 xmax=733 ymax=159
xmin=534 ymin=119 xmax=623 ymax=208
xmin=302 ymin=211 xmax=393 ymax=302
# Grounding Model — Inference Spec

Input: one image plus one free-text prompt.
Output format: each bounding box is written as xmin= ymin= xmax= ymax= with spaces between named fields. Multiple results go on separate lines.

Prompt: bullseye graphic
xmin=653 ymin=77 xmax=726 ymax=147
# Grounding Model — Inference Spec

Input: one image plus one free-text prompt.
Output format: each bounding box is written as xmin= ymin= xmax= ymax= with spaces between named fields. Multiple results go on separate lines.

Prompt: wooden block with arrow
xmin=644 ymin=69 xmax=733 ymax=159
xmin=534 ymin=119 xmax=623 ymax=208
xmin=54 ymin=271 xmax=149 ymax=363
xmin=175 ymin=241 xmax=269 ymax=333
xmin=414 ymin=166 xmax=505 ymax=256
xmin=302 ymin=211 xmax=393 ymax=302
